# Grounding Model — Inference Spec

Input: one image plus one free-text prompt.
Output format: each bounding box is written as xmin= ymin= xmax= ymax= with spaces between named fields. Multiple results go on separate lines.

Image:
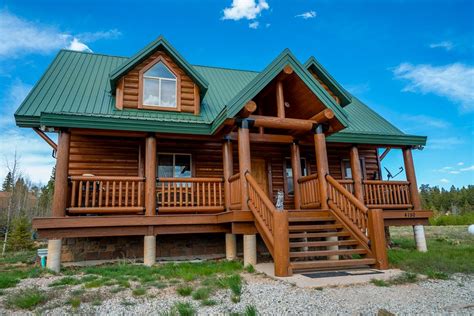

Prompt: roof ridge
xmin=59 ymin=49 xmax=127 ymax=59
xmin=192 ymin=64 xmax=260 ymax=74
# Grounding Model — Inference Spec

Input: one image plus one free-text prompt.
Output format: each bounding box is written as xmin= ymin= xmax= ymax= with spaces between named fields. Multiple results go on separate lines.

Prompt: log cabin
xmin=15 ymin=36 xmax=432 ymax=276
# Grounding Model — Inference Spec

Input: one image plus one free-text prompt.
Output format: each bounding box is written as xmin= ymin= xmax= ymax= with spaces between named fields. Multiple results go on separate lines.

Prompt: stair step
xmin=290 ymin=258 xmax=377 ymax=270
xmin=289 ymin=231 xmax=351 ymax=239
xmin=289 ymin=224 xmax=343 ymax=232
xmin=287 ymin=210 xmax=330 ymax=218
xmin=289 ymin=239 xmax=359 ymax=248
xmin=290 ymin=248 xmax=368 ymax=258
xmin=288 ymin=217 xmax=334 ymax=223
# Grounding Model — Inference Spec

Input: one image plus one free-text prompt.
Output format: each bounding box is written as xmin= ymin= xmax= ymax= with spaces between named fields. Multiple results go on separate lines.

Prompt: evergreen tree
xmin=7 ymin=217 xmax=34 ymax=251
xmin=2 ymin=172 xmax=13 ymax=192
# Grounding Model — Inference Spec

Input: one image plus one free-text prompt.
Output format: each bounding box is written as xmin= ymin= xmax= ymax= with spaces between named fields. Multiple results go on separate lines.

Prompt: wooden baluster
xmin=197 ymin=182 xmax=200 ymax=206
xmin=138 ymin=180 xmax=142 ymax=207
xmin=213 ymin=182 xmax=217 ymax=206
xmin=105 ymin=181 xmax=109 ymax=206
xmin=131 ymin=181 xmax=135 ymax=206
xmin=125 ymin=181 xmax=129 ymax=207
xmin=179 ymin=182 xmax=183 ymax=207
xmin=173 ymin=182 xmax=177 ymax=207
xmin=191 ymin=183 xmax=195 ymax=206
xmin=98 ymin=181 xmax=103 ymax=207
xmin=203 ymin=182 xmax=206 ymax=206
xmin=92 ymin=181 xmax=96 ymax=207
xmin=112 ymin=181 xmax=116 ymax=206
xmin=119 ymin=181 xmax=123 ymax=207
xmin=78 ymin=181 xmax=83 ymax=207
xmin=71 ymin=181 xmax=77 ymax=207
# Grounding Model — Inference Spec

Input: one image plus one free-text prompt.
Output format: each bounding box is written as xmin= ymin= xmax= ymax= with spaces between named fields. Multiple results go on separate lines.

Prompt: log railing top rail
xmin=69 ymin=176 xmax=145 ymax=181
xmin=158 ymin=177 xmax=224 ymax=182
xmin=297 ymin=173 xmax=318 ymax=183
xmin=327 ymin=176 xmax=369 ymax=214
xmin=228 ymin=173 xmax=241 ymax=182
xmin=363 ymin=180 xmax=409 ymax=185
xmin=245 ymin=172 xmax=276 ymax=246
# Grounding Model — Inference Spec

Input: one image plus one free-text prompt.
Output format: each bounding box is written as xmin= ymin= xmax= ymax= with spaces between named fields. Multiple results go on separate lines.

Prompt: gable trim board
xmin=14 ymin=38 xmax=427 ymax=147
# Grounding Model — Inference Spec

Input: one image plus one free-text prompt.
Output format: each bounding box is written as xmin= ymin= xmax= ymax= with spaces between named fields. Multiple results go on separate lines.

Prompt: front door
xmin=251 ymin=158 xmax=269 ymax=196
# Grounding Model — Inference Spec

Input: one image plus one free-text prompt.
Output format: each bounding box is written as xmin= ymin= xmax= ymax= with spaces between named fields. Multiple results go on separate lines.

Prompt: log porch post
xmin=48 ymin=129 xmax=70 ymax=272
xmin=145 ymin=133 xmax=157 ymax=216
xmin=290 ymin=141 xmax=302 ymax=210
xmin=314 ymin=125 xmax=329 ymax=209
xmin=222 ymin=138 xmax=233 ymax=211
xmin=238 ymin=119 xmax=252 ymax=211
xmin=403 ymin=147 xmax=427 ymax=252
xmin=276 ymin=80 xmax=285 ymax=118
xmin=350 ymin=146 xmax=364 ymax=202
xmin=368 ymin=209 xmax=389 ymax=269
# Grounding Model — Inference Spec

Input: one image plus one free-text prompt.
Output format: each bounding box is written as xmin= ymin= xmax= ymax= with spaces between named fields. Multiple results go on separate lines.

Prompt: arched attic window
xmin=142 ymin=61 xmax=177 ymax=108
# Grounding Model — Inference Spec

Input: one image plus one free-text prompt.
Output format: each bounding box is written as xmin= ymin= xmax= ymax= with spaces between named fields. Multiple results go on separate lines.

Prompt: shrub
xmin=245 ymin=305 xmax=258 ymax=316
xmin=173 ymin=302 xmax=196 ymax=316
xmin=132 ymin=287 xmax=146 ymax=296
xmin=7 ymin=217 xmax=34 ymax=252
xmin=191 ymin=287 xmax=211 ymax=300
xmin=5 ymin=288 xmax=47 ymax=310
xmin=429 ymin=213 xmax=474 ymax=226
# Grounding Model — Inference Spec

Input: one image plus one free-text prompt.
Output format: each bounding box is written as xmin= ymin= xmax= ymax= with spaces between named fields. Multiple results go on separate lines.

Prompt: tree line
xmin=420 ymin=184 xmax=474 ymax=215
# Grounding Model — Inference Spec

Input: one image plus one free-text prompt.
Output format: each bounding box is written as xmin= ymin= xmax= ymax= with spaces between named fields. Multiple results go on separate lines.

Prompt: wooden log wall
xmin=118 ymin=50 xmax=200 ymax=114
xmin=68 ymin=133 xmax=141 ymax=177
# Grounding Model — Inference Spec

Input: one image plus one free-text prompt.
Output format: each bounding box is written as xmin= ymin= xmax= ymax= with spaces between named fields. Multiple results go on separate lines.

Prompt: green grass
xmin=49 ymin=276 xmax=82 ymax=287
xmin=176 ymin=285 xmax=193 ymax=296
xmin=245 ymin=305 xmax=258 ymax=316
xmin=173 ymin=302 xmax=196 ymax=316
xmin=0 ymin=266 xmax=45 ymax=289
xmin=388 ymin=236 xmax=473 ymax=276
xmin=371 ymin=272 xmax=419 ymax=287
xmin=370 ymin=279 xmax=390 ymax=287
xmin=201 ymin=298 xmax=217 ymax=306
xmin=68 ymin=297 xmax=81 ymax=309
xmin=4 ymin=288 xmax=47 ymax=310
xmin=132 ymin=287 xmax=146 ymax=296
xmin=191 ymin=287 xmax=211 ymax=300
xmin=244 ymin=265 xmax=255 ymax=273
xmin=430 ymin=213 xmax=474 ymax=226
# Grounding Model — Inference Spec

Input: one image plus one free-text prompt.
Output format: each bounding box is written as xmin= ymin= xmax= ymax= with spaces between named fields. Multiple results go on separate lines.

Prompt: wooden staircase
xmin=287 ymin=210 xmax=376 ymax=272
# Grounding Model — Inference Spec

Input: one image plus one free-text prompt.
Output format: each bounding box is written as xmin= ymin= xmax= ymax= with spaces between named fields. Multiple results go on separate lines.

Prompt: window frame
xmin=138 ymin=56 xmax=181 ymax=112
xmin=283 ymin=157 xmax=308 ymax=197
xmin=156 ymin=153 xmax=193 ymax=179
xmin=341 ymin=158 xmax=366 ymax=180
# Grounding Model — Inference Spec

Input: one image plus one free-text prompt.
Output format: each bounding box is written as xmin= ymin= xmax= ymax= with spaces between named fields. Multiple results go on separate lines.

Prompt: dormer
xmin=110 ymin=36 xmax=208 ymax=115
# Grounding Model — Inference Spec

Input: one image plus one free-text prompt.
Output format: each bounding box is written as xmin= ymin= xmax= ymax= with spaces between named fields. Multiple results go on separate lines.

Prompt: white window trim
xmin=143 ymin=63 xmax=178 ymax=108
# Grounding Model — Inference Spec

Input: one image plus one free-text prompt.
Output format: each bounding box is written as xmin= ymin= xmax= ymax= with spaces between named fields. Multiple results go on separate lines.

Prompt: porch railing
xmin=68 ymin=176 xmax=145 ymax=214
xmin=363 ymin=180 xmax=412 ymax=209
xmin=156 ymin=177 xmax=225 ymax=214
xmin=229 ymin=173 xmax=242 ymax=210
xmin=297 ymin=174 xmax=320 ymax=209
xmin=338 ymin=180 xmax=354 ymax=194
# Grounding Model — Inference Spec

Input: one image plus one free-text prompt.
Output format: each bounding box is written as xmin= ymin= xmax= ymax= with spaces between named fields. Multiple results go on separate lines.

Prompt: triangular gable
xmin=222 ymin=49 xmax=349 ymax=128
xmin=304 ymin=56 xmax=352 ymax=106
xmin=109 ymin=35 xmax=208 ymax=93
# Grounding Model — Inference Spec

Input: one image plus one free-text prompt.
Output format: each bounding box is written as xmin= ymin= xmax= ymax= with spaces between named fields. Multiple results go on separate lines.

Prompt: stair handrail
xmin=245 ymin=171 xmax=291 ymax=276
xmin=326 ymin=175 xmax=370 ymax=244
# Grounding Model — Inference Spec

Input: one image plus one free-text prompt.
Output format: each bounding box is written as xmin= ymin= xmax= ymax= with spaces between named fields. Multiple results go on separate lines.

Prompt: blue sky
xmin=0 ymin=0 xmax=473 ymax=188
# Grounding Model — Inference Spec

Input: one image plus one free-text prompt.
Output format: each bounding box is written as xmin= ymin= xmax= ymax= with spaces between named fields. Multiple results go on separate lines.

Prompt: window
xmin=284 ymin=158 xmax=308 ymax=195
xmin=157 ymin=154 xmax=192 ymax=178
xmin=143 ymin=61 xmax=177 ymax=108
xmin=341 ymin=159 xmax=366 ymax=179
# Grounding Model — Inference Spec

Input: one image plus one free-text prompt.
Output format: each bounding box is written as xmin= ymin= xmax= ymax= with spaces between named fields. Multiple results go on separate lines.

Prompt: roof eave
xmin=327 ymin=132 xmax=427 ymax=146
xmin=304 ymin=56 xmax=352 ymax=106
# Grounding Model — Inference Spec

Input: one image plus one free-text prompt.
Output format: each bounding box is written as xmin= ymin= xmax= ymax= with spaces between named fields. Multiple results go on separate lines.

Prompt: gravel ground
xmin=1 ymin=273 xmax=473 ymax=315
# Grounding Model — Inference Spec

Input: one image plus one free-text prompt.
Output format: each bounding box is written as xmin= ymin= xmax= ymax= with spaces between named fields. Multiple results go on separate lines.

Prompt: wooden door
xmin=251 ymin=158 xmax=269 ymax=196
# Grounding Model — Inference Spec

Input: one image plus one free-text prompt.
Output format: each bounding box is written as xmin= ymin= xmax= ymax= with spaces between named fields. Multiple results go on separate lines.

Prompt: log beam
xmin=291 ymin=141 xmax=302 ymax=210
xmin=222 ymin=138 xmax=234 ymax=211
xmin=314 ymin=125 xmax=329 ymax=209
xmin=239 ymin=100 xmax=257 ymax=118
xmin=51 ymin=130 xmax=70 ymax=217
xmin=145 ymin=134 xmax=157 ymax=216
xmin=309 ymin=109 xmax=335 ymax=123
xmin=276 ymin=80 xmax=285 ymax=118
xmin=238 ymin=120 xmax=252 ymax=211
xmin=379 ymin=148 xmax=391 ymax=161
xmin=250 ymin=115 xmax=315 ymax=131
xmin=350 ymin=146 xmax=364 ymax=202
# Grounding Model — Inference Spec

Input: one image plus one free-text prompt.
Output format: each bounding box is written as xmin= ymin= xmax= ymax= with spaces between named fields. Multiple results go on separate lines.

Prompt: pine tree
xmin=7 ymin=217 xmax=34 ymax=252
xmin=2 ymin=171 xmax=13 ymax=192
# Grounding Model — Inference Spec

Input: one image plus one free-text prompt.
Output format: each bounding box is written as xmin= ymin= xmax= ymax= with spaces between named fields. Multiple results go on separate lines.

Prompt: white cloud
xmin=0 ymin=10 xmax=120 ymax=57
xmin=265 ymin=23 xmax=271 ymax=28
xmin=440 ymin=178 xmax=450 ymax=183
xmin=67 ymin=38 xmax=92 ymax=53
xmin=460 ymin=165 xmax=474 ymax=172
xmin=222 ymin=0 xmax=269 ymax=20
xmin=401 ymin=114 xmax=449 ymax=129
xmin=449 ymin=171 xmax=460 ymax=174
xmin=0 ymin=80 xmax=32 ymax=128
xmin=428 ymin=137 xmax=464 ymax=150
xmin=344 ymin=83 xmax=370 ymax=95
xmin=249 ymin=21 xmax=259 ymax=29
xmin=295 ymin=11 xmax=317 ymax=19
xmin=429 ymin=41 xmax=454 ymax=51
xmin=457 ymin=162 xmax=464 ymax=166
xmin=393 ymin=62 xmax=474 ymax=112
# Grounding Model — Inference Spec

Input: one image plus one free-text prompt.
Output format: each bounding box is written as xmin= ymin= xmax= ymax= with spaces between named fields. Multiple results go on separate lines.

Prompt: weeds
xmin=176 ymin=285 xmax=193 ymax=296
xmin=5 ymin=288 xmax=47 ymax=310
xmin=191 ymin=287 xmax=211 ymax=300
xmin=132 ymin=287 xmax=146 ymax=296
xmin=245 ymin=305 xmax=258 ymax=316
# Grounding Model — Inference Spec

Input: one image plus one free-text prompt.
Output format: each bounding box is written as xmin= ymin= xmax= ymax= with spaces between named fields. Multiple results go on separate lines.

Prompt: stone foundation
xmin=61 ymin=233 xmax=268 ymax=262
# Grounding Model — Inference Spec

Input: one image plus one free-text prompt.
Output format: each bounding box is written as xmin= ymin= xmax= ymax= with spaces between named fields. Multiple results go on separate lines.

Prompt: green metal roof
xmin=14 ymin=44 xmax=426 ymax=146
